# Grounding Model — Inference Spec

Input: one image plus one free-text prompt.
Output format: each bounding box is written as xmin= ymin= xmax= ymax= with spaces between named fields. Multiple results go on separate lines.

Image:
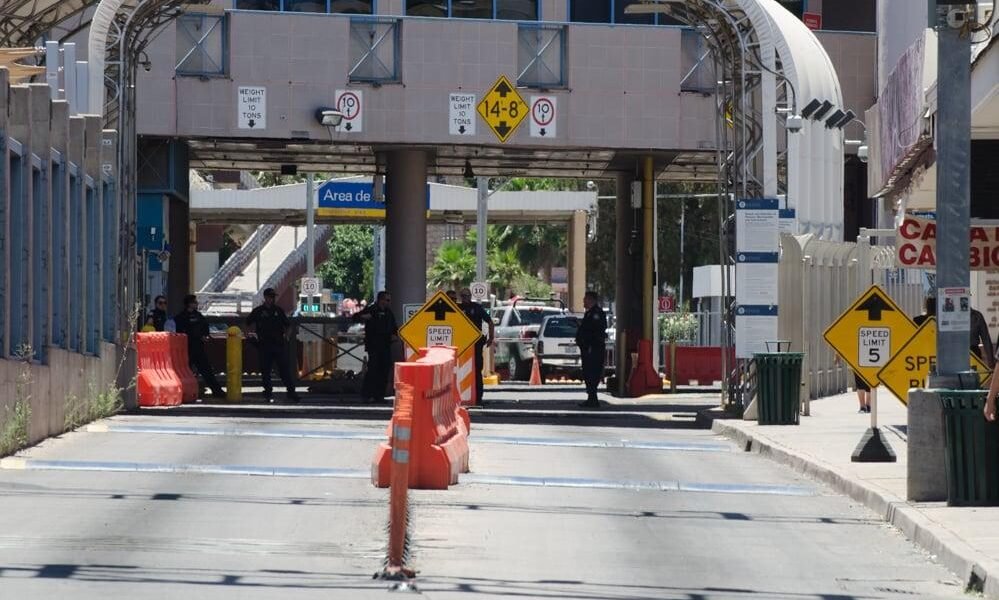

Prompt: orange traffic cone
xmin=529 ymin=354 xmax=542 ymax=386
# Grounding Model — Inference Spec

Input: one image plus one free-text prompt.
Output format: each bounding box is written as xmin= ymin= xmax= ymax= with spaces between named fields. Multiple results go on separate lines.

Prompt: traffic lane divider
xmin=169 ymin=334 xmax=199 ymax=403
xmin=136 ymin=332 xmax=183 ymax=407
xmin=372 ymin=346 xmax=470 ymax=490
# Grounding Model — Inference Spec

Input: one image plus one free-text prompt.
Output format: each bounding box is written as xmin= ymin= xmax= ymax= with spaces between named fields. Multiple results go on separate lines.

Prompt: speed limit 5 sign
xmin=823 ymin=285 xmax=915 ymax=388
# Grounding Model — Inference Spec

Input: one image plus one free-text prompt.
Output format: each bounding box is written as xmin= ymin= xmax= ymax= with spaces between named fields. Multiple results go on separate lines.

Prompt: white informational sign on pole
xmin=735 ymin=261 xmax=778 ymax=306
xmin=333 ymin=89 xmax=363 ymax=133
xmin=734 ymin=198 xmax=780 ymax=358
xmin=736 ymin=199 xmax=779 ymax=252
xmin=735 ymin=307 xmax=779 ymax=358
xmin=449 ymin=93 xmax=476 ymax=136
xmin=938 ymin=286 xmax=972 ymax=332
xmin=529 ymin=95 xmax=557 ymax=138
xmin=403 ymin=303 xmax=423 ymax=324
xmin=237 ymin=86 xmax=266 ymax=130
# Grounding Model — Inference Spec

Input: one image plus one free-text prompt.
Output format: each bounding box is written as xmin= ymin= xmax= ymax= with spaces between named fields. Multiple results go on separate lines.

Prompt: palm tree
xmin=427 ymin=242 xmax=475 ymax=291
xmin=487 ymin=248 xmax=524 ymax=298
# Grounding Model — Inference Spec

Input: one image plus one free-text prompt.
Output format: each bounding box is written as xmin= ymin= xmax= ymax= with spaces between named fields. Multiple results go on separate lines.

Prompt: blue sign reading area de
xmin=317 ymin=182 xmax=383 ymax=217
xmin=316 ymin=181 xmax=430 ymax=218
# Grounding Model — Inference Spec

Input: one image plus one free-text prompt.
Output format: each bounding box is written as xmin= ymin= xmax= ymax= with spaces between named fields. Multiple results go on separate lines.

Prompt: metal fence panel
xmin=779 ymin=234 xmax=923 ymax=400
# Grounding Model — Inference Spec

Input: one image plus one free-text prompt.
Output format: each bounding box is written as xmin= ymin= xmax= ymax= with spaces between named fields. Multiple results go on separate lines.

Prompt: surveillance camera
xmin=858 ymin=145 xmax=869 ymax=163
xmin=786 ymin=114 xmax=804 ymax=133
xmin=315 ymin=107 xmax=344 ymax=128
xmin=142 ymin=61 xmax=152 ymax=72
xmin=586 ymin=180 xmax=596 ymax=190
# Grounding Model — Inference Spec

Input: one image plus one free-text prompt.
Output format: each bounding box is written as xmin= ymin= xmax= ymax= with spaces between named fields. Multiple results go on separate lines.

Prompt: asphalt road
xmin=0 ymin=389 xmax=968 ymax=599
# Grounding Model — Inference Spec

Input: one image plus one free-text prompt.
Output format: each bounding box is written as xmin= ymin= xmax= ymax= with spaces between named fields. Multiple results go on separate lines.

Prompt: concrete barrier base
xmin=907 ymin=388 xmax=948 ymax=502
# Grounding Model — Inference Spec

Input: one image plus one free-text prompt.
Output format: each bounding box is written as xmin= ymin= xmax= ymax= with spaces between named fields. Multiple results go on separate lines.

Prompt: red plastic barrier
xmin=372 ymin=346 xmax=470 ymax=490
xmin=662 ymin=345 xmax=736 ymax=386
xmin=169 ymin=334 xmax=199 ymax=403
xmin=136 ymin=332 xmax=183 ymax=407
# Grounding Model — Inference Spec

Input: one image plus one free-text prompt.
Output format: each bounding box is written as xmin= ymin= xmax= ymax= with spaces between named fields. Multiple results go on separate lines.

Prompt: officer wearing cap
xmin=144 ymin=295 xmax=168 ymax=331
xmin=247 ymin=287 xmax=300 ymax=402
xmin=575 ymin=291 xmax=607 ymax=408
xmin=174 ymin=294 xmax=225 ymax=399
xmin=353 ymin=290 xmax=398 ymax=403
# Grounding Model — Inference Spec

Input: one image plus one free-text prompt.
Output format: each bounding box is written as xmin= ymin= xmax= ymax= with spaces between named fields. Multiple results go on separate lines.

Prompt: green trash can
xmin=754 ymin=352 xmax=804 ymax=425
xmin=939 ymin=391 xmax=999 ymax=506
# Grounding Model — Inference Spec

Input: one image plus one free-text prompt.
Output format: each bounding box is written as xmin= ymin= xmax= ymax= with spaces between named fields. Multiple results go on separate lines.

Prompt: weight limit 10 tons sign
xmin=238 ymin=86 xmax=266 ymax=130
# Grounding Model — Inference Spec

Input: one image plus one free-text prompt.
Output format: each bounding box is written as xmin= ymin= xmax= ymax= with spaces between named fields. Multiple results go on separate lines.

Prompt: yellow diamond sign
xmin=398 ymin=291 xmax=483 ymax=357
xmin=823 ymin=285 xmax=916 ymax=389
xmin=876 ymin=317 xmax=991 ymax=405
xmin=477 ymin=75 xmax=527 ymax=143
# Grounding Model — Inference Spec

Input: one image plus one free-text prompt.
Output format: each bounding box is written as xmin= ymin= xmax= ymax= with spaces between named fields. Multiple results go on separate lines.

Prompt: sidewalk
xmin=704 ymin=392 xmax=999 ymax=598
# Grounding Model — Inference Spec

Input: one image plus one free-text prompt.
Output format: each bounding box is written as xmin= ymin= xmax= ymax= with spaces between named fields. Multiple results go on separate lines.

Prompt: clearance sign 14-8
xmin=897 ymin=213 xmax=999 ymax=269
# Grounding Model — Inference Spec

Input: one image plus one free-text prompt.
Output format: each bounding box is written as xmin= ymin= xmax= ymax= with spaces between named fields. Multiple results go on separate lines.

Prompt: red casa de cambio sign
xmin=897 ymin=214 xmax=999 ymax=270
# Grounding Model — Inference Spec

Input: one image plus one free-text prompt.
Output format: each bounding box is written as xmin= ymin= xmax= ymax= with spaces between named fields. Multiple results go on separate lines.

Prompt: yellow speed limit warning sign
xmin=876 ymin=317 xmax=991 ymax=404
xmin=398 ymin=291 xmax=482 ymax=356
xmin=823 ymin=285 xmax=916 ymax=388
xmin=477 ymin=75 xmax=527 ymax=143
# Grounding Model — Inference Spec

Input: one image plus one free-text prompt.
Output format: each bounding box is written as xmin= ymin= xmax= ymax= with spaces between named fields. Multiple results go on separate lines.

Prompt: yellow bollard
xmin=141 ymin=325 xmax=155 ymax=332
xmin=226 ymin=326 xmax=243 ymax=402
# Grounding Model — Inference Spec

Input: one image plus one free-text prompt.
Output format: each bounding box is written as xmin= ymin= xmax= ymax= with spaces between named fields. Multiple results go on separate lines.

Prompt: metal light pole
xmin=679 ymin=199 xmax=686 ymax=309
xmin=931 ymin=1 xmax=974 ymax=386
xmin=476 ymin=176 xmax=488 ymax=282
xmin=306 ymin=173 xmax=316 ymax=279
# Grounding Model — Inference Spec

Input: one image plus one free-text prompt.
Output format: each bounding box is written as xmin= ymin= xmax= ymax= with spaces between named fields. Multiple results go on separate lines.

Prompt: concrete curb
xmin=707 ymin=416 xmax=999 ymax=598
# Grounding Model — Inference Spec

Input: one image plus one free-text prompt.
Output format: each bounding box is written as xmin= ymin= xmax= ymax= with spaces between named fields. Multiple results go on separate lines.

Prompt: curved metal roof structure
xmin=635 ymin=0 xmax=845 ymax=240
xmin=0 ymin=0 xmax=96 ymax=47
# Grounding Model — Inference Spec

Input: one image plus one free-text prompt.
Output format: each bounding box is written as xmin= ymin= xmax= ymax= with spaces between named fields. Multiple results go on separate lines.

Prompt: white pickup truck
xmin=491 ymin=299 xmax=565 ymax=380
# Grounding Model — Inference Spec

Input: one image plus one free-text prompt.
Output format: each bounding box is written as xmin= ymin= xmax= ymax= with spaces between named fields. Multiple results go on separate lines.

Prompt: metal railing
xmin=199 ymin=292 xmax=258 ymax=315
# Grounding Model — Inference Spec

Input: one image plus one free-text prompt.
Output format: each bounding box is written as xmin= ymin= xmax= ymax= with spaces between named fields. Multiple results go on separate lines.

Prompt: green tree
xmin=250 ymin=171 xmax=333 ymax=187
xmin=487 ymin=247 xmax=524 ymax=298
xmin=511 ymin=272 xmax=554 ymax=298
xmin=318 ymin=225 xmax=374 ymax=300
xmin=428 ymin=242 xmax=476 ymax=291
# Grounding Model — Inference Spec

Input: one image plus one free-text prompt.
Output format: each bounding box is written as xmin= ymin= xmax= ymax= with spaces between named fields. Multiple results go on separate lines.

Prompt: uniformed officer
xmin=354 ymin=291 xmax=399 ymax=403
xmin=575 ymin=291 xmax=608 ymax=408
xmin=459 ymin=287 xmax=494 ymax=405
xmin=144 ymin=295 xmax=168 ymax=331
xmin=246 ymin=287 xmax=300 ymax=403
xmin=174 ymin=294 xmax=225 ymax=399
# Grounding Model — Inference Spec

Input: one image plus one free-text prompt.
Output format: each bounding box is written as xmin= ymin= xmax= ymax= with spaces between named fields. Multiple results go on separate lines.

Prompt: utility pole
xmin=931 ymin=1 xmax=974 ymax=386
xmin=476 ymin=176 xmax=488 ymax=282
xmin=306 ymin=173 xmax=315 ymax=279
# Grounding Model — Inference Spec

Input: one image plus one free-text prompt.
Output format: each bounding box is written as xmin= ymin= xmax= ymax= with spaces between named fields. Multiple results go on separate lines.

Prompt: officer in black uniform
xmin=246 ymin=287 xmax=300 ymax=402
xmin=144 ymin=295 xmax=168 ymax=331
xmin=174 ymin=294 xmax=225 ymax=399
xmin=459 ymin=287 xmax=494 ymax=405
xmin=354 ymin=290 xmax=399 ymax=403
xmin=575 ymin=291 xmax=608 ymax=408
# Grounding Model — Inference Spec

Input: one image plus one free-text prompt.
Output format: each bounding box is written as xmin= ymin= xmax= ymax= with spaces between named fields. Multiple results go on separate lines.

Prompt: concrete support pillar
xmin=567 ymin=210 xmax=587 ymax=313
xmin=385 ymin=150 xmax=428 ymax=318
xmin=167 ymin=197 xmax=191 ymax=313
xmin=615 ymin=173 xmax=640 ymax=391
xmin=642 ymin=156 xmax=656 ymax=341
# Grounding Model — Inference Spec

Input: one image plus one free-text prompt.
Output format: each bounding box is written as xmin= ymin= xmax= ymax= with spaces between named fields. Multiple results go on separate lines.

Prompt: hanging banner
xmin=897 ymin=214 xmax=999 ymax=270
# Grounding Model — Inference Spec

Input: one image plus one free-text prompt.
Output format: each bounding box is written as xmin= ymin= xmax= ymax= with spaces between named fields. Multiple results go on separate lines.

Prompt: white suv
xmin=492 ymin=301 xmax=565 ymax=380
xmin=536 ymin=314 xmax=584 ymax=382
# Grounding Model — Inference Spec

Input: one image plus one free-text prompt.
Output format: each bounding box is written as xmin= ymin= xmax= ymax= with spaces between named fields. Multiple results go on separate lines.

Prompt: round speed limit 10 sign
xmin=470 ymin=281 xmax=489 ymax=301
xmin=300 ymin=277 xmax=321 ymax=296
